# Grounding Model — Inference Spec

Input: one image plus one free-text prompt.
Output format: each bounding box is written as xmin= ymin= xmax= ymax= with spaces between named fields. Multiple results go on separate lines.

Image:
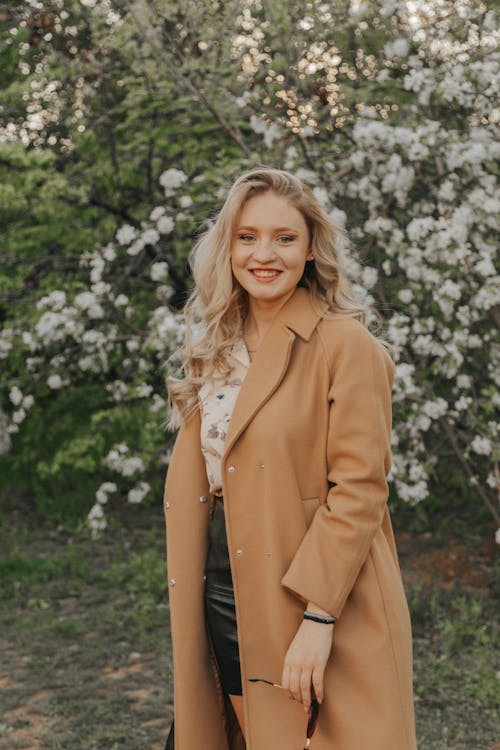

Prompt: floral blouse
xmin=198 ymin=337 xmax=251 ymax=494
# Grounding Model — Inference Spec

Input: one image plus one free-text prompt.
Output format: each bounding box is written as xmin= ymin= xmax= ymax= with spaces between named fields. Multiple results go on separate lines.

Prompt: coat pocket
xmin=301 ymin=496 xmax=320 ymax=527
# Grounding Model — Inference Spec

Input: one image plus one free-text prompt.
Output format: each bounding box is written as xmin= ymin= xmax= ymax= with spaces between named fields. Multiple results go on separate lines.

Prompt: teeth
xmin=252 ymin=270 xmax=280 ymax=278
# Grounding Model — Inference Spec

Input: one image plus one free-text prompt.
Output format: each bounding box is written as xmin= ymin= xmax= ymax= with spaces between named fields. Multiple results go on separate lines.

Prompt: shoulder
xmin=316 ymin=315 xmax=375 ymax=358
xmin=315 ymin=316 xmax=395 ymax=378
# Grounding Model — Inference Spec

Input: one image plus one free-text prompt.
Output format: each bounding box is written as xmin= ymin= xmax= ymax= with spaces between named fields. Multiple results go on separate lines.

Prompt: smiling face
xmin=230 ymin=190 xmax=313 ymax=311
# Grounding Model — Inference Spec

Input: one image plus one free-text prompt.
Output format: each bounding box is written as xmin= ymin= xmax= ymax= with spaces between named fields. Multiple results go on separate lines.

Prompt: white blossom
xmin=127 ymin=481 xmax=150 ymax=504
xmin=47 ymin=374 xmax=63 ymax=389
xmin=329 ymin=207 xmax=347 ymax=227
xmin=395 ymin=478 xmax=429 ymax=503
xmin=142 ymin=228 xmax=160 ymax=246
xmin=116 ymin=224 xmax=137 ymax=245
xmin=398 ymin=289 xmax=413 ymax=304
xmin=96 ymin=481 xmax=117 ymax=504
xmin=438 ymin=180 xmax=456 ymax=202
xmin=159 ymin=168 xmax=188 ymax=196
xmin=457 ymin=374 xmax=472 ymax=389
xmin=0 ymin=409 xmax=12 ymax=455
xmin=249 ymin=115 xmax=282 ymax=148
xmin=22 ymin=394 xmax=34 ymax=409
xmin=74 ymin=292 xmax=104 ymax=320
xmin=439 ymin=280 xmax=461 ymax=300
xmin=102 ymin=244 xmax=116 ymax=262
xmin=454 ymin=396 xmax=472 ymax=411
xmin=126 ymin=238 xmax=146 ymax=256
xmin=136 ymin=383 xmax=153 ymax=397
xmin=114 ymin=294 xmax=129 ymax=307
xmin=295 ymin=168 xmax=318 ymax=185
xmin=150 ymin=206 xmax=166 ymax=221
xmin=157 ymin=216 xmax=174 ymax=234
xmin=361 ymin=266 xmax=378 ymax=290
xmin=126 ymin=339 xmax=140 ymax=352
xmin=284 ymin=145 xmax=298 ymax=170
xmin=36 ymin=290 xmax=67 ymax=311
xmin=384 ymin=38 xmax=409 ymax=59
xmin=9 ymin=386 xmax=23 ymax=406
xmin=105 ymin=446 xmax=145 ymax=476
xmin=486 ymin=473 xmax=497 ymax=489
xmin=470 ymin=436 xmax=492 ymax=455
xmin=422 ymin=398 xmax=448 ymax=420
xmin=475 ymin=256 xmax=496 ymax=277
xmin=106 ymin=380 xmax=128 ymax=402
xmin=150 ymin=261 xmax=169 ymax=281
xmin=150 ymin=394 xmax=166 ymax=413
xmin=12 ymin=408 xmax=26 ymax=424
xmin=87 ymin=502 xmax=107 ymax=538
xmin=312 ymin=187 xmax=329 ymax=207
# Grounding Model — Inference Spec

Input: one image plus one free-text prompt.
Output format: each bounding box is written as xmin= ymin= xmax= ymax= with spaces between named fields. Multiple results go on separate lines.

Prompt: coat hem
xmin=370 ymin=548 xmax=416 ymax=750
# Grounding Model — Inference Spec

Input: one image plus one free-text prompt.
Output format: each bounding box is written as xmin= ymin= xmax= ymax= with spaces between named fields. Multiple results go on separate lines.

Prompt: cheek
xmin=231 ymin=247 xmax=249 ymax=268
xmin=292 ymin=251 xmax=309 ymax=270
xmin=230 ymin=251 xmax=246 ymax=279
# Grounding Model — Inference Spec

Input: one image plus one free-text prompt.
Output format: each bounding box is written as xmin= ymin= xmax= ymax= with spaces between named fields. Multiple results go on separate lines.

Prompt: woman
xmin=163 ymin=168 xmax=417 ymax=749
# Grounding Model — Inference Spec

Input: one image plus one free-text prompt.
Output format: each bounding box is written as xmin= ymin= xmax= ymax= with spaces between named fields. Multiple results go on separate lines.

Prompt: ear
xmin=306 ymin=251 xmax=314 ymax=261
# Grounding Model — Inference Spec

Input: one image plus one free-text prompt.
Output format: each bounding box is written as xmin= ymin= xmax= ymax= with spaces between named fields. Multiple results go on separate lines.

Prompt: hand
xmin=281 ymin=615 xmax=334 ymax=712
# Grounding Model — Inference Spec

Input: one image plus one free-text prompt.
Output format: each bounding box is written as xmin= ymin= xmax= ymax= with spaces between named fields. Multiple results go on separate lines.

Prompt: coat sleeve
xmin=280 ymin=320 xmax=396 ymax=620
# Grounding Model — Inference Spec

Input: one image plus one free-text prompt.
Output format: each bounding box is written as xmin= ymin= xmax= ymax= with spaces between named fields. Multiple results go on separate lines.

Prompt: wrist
xmin=306 ymin=601 xmax=331 ymax=617
xmin=303 ymin=610 xmax=336 ymax=625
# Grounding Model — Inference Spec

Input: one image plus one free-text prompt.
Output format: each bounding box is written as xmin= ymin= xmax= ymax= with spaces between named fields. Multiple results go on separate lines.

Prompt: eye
xmin=277 ymin=235 xmax=295 ymax=244
xmin=238 ymin=234 xmax=255 ymax=242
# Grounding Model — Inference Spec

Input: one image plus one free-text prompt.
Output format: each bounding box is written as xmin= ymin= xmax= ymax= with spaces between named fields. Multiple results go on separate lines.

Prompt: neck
xmin=243 ymin=289 xmax=296 ymax=339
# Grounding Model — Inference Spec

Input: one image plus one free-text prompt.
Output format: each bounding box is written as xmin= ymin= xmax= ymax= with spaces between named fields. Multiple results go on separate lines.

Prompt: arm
xmin=280 ymin=321 xmax=395 ymax=707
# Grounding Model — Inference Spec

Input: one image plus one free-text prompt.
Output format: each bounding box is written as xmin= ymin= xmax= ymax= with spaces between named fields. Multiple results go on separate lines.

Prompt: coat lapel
xmin=223 ymin=286 xmax=326 ymax=460
xmin=223 ymin=322 xmax=295 ymax=459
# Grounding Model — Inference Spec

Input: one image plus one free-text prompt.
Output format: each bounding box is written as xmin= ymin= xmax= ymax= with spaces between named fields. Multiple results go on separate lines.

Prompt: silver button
xmin=236 ymin=548 xmax=243 ymax=556
xmin=169 ymin=578 xmax=176 ymax=586
xmin=199 ymin=495 xmax=208 ymax=503
xmin=203 ymin=574 xmax=207 ymax=580
xmin=259 ymin=463 xmax=265 ymax=469
xmin=165 ymin=501 xmax=170 ymax=509
xmin=228 ymin=465 xmax=236 ymax=473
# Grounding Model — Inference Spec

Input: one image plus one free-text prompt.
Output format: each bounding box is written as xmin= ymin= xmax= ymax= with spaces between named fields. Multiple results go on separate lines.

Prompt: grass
xmin=407 ymin=584 xmax=498 ymax=749
xmin=0 ymin=505 xmax=498 ymax=749
xmin=0 ymin=509 xmax=173 ymax=750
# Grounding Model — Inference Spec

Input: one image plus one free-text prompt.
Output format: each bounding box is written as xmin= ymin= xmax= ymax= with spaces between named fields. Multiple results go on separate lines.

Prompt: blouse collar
xmin=230 ymin=337 xmax=251 ymax=368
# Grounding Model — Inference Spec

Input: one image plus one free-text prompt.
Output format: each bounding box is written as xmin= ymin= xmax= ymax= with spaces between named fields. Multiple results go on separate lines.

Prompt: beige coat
xmin=163 ymin=286 xmax=417 ymax=749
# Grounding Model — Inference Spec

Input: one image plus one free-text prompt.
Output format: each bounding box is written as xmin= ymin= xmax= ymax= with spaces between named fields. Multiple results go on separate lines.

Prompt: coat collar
xmin=222 ymin=286 xmax=326 ymax=464
xmin=275 ymin=286 xmax=329 ymax=341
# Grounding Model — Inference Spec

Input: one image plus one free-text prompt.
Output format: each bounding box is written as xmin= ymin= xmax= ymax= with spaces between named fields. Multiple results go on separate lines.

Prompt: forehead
xmin=236 ymin=191 xmax=307 ymax=230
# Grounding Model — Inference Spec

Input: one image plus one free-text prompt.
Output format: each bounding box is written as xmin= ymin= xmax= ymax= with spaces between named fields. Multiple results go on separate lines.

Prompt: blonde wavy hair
xmin=166 ymin=167 xmax=390 ymax=429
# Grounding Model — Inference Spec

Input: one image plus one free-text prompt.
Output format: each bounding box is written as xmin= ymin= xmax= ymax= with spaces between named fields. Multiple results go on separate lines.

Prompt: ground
xmin=0 ymin=504 xmax=498 ymax=750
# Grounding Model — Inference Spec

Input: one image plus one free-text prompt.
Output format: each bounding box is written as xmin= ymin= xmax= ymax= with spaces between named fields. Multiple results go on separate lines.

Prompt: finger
xmin=289 ymin=666 xmax=302 ymax=703
xmin=311 ymin=666 xmax=324 ymax=704
xmin=300 ymin=669 xmax=312 ymax=711
xmin=281 ymin=663 xmax=292 ymax=699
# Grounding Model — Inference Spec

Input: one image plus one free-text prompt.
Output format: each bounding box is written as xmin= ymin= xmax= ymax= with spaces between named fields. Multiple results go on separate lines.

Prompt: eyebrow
xmin=235 ymin=226 xmax=300 ymax=233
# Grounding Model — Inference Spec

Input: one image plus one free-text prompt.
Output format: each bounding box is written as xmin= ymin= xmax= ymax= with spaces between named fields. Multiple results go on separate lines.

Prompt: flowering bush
xmin=0 ymin=0 xmax=498 ymax=539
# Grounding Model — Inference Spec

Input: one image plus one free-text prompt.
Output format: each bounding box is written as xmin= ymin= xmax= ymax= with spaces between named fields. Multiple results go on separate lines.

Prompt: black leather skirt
xmin=204 ymin=496 xmax=242 ymax=696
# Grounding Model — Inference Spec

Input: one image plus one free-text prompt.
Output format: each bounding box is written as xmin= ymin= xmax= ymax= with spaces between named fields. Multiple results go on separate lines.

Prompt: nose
xmin=252 ymin=238 xmax=276 ymax=263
